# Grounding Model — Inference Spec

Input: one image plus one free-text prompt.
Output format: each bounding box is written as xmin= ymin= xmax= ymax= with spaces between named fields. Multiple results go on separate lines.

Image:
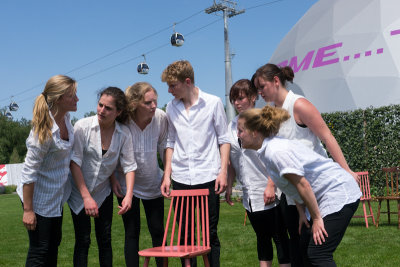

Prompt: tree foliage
xmin=0 ymin=109 xmax=31 ymax=164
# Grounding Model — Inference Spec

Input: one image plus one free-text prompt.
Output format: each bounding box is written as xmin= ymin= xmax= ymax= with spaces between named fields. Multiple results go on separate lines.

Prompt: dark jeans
xmin=70 ymin=192 xmax=113 ymax=267
xmin=117 ymin=195 xmax=164 ymax=267
xmin=173 ymin=180 xmax=220 ymax=267
xmin=246 ymin=205 xmax=290 ymax=264
xmin=25 ymin=213 xmax=63 ymax=267
xmin=300 ymin=200 xmax=360 ymax=267
xmin=280 ymin=193 xmax=304 ymax=267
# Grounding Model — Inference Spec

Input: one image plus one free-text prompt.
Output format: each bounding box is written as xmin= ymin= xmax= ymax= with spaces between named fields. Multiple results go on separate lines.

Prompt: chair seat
xmin=139 ymin=245 xmax=211 ymax=258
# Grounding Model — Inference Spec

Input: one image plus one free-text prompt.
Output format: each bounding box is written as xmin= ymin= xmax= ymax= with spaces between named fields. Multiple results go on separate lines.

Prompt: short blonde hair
xmin=125 ymin=82 xmax=157 ymax=117
xmin=161 ymin=60 xmax=195 ymax=84
xmin=239 ymin=106 xmax=290 ymax=138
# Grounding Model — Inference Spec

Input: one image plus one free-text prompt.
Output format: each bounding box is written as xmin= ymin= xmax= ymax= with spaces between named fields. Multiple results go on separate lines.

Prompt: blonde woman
xmin=237 ymin=106 xmax=361 ymax=267
xmin=17 ymin=75 xmax=78 ymax=266
xmin=112 ymin=82 xmax=167 ymax=267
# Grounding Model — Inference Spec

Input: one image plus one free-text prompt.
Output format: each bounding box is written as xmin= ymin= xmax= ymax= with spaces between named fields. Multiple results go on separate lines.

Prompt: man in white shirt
xmin=160 ymin=60 xmax=230 ymax=267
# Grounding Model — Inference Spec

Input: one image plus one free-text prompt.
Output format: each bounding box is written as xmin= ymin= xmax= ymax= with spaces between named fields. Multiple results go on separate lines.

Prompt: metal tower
xmin=205 ymin=0 xmax=245 ymax=122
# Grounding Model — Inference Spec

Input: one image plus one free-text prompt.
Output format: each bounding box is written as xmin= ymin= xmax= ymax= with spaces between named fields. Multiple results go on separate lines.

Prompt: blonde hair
xmin=161 ymin=60 xmax=195 ymax=84
xmin=32 ymin=75 xmax=77 ymax=144
xmin=239 ymin=106 xmax=290 ymax=138
xmin=125 ymin=82 xmax=157 ymax=118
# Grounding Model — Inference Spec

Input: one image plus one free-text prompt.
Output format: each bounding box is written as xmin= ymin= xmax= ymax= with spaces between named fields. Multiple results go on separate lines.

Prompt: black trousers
xmin=279 ymin=193 xmax=304 ymax=267
xmin=301 ymin=200 xmax=359 ymax=267
xmin=173 ymin=180 xmax=221 ymax=267
xmin=25 ymin=213 xmax=63 ymax=267
xmin=70 ymin=192 xmax=113 ymax=267
xmin=246 ymin=205 xmax=291 ymax=264
xmin=117 ymin=195 xmax=164 ymax=267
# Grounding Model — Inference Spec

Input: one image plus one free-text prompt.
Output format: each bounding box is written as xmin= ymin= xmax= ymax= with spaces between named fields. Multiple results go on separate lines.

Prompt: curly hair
xmin=161 ymin=60 xmax=195 ymax=84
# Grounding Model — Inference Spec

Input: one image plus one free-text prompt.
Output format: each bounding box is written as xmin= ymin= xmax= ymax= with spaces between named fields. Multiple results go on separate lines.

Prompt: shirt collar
xmin=90 ymin=115 xmax=123 ymax=133
xmin=50 ymin=112 xmax=70 ymax=134
xmin=171 ymin=87 xmax=205 ymax=108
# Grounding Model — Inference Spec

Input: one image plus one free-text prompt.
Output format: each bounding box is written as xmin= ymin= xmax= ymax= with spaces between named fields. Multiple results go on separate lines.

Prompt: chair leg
xmin=244 ymin=211 xmax=247 ymax=226
xmin=163 ymin=257 xmax=168 ymax=267
xmin=203 ymin=254 xmax=211 ymax=267
xmin=362 ymin=200 xmax=368 ymax=228
xmin=367 ymin=200 xmax=376 ymax=225
xmin=376 ymin=200 xmax=382 ymax=228
xmin=184 ymin=258 xmax=191 ymax=267
xmin=144 ymin=257 xmax=150 ymax=267
xmin=398 ymin=200 xmax=400 ymax=230
xmin=387 ymin=199 xmax=391 ymax=224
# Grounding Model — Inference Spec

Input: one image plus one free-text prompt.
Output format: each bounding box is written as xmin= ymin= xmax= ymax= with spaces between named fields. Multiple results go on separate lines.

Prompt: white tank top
xmin=278 ymin=91 xmax=328 ymax=158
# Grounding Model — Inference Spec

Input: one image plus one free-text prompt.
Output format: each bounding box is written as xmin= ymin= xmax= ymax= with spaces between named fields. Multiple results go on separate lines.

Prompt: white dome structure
xmin=269 ymin=0 xmax=400 ymax=112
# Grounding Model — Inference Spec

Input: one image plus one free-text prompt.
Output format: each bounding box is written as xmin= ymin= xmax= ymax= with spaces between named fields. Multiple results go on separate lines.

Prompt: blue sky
xmin=1 ymin=0 xmax=317 ymax=121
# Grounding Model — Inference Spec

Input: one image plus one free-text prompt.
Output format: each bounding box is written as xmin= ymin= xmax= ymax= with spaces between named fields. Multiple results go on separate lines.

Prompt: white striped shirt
xmin=68 ymin=116 xmax=137 ymax=214
xmin=115 ymin=108 xmax=168 ymax=199
xmin=17 ymin=113 xmax=74 ymax=217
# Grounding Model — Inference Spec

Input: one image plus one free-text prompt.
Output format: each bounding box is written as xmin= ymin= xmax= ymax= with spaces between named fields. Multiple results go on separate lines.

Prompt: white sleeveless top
xmin=278 ymin=91 xmax=328 ymax=158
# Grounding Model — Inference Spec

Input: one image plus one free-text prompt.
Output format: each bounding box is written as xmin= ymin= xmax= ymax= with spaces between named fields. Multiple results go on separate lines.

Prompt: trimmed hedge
xmin=322 ymin=104 xmax=400 ymax=196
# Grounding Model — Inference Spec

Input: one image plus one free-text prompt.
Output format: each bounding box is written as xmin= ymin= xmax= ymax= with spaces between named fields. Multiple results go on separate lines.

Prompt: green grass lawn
xmin=0 ymin=193 xmax=399 ymax=266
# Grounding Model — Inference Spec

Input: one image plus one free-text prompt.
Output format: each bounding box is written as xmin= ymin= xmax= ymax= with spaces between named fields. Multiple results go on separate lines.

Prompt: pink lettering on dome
xmin=277 ymin=60 xmax=289 ymax=67
xmin=312 ymin=42 xmax=342 ymax=68
xmin=354 ymin=53 xmax=361 ymax=59
xmin=390 ymin=29 xmax=400 ymax=36
xmin=343 ymin=56 xmax=350 ymax=61
xmin=365 ymin=51 xmax=372 ymax=56
xmin=289 ymin=50 xmax=315 ymax=73
xmin=377 ymin=48 xmax=384 ymax=54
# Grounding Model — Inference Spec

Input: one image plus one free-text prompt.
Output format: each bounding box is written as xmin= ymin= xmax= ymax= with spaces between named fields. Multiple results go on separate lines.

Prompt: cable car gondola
xmin=5 ymin=111 xmax=13 ymax=119
xmin=137 ymin=54 xmax=149 ymax=75
xmin=9 ymin=101 xmax=19 ymax=111
xmin=171 ymin=32 xmax=184 ymax=47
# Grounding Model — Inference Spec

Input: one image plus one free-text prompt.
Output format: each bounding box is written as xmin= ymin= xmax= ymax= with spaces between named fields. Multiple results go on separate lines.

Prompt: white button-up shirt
xmin=17 ymin=113 xmax=74 ymax=217
xmin=116 ymin=108 xmax=168 ymax=199
xmin=68 ymin=115 xmax=137 ymax=214
xmin=229 ymin=116 xmax=278 ymax=212
xmin=166 ymin=89 xmax=230 ymax=185
xmin=257 ymin=137 xmax=361 ymax=218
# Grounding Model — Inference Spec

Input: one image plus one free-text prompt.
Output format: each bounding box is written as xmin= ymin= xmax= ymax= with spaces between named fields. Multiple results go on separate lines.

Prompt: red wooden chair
xmin=375 ymin=167 xmax=400 ymax=229
xmin=352 ymin=171 xmax=375 ymax=228
xmin=138 ymin=189 xmax=211 ymax=267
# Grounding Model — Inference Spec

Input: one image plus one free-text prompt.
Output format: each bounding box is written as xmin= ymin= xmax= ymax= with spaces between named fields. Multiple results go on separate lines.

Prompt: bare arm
xmin=284 ymin=173 xmax=328 ymax=245
xmin=294 ymin=98 xmax=358 ymax=182
xmin=70 ymin=161 xmax=99 ymax=217
xmin=225 ymin=162 xmax=236 ymax=206
xmin=263 ymin=177 xmax=276 ymax=205
xmin=215 ymin=143 xmax=230 ymax=194
xmin=118 ymin=171 xmax=135 ymax=215
xmin=161 ymin=147 xmax=173 ymax=197
xmin=22 ymin=183 xmax=36 ymax=230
